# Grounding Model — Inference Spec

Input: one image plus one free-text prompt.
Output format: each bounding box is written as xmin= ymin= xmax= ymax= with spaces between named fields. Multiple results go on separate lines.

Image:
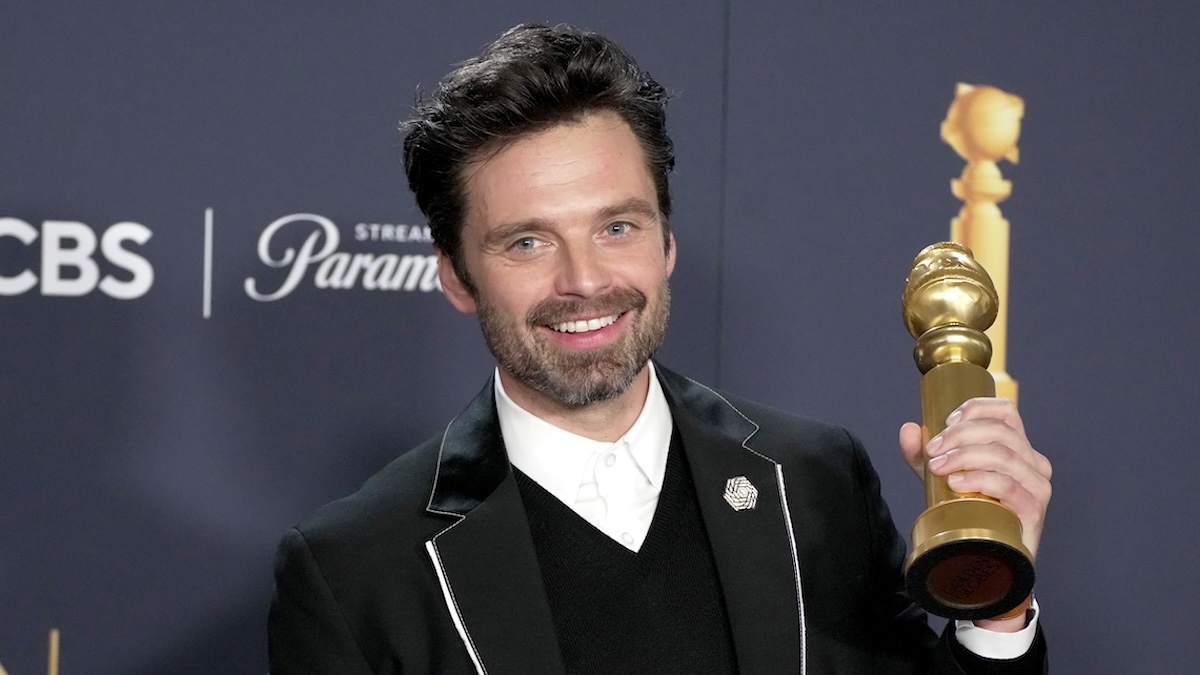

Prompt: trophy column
xmin=901 ymin=243 xmax=1034 ymax=619
xmin=901 ymin=83 xmax=1034 ymax=621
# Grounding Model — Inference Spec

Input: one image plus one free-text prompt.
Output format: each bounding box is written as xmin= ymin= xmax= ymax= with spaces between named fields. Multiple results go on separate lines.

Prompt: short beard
xmin=476 ymin=282 xmax=671 ymax=407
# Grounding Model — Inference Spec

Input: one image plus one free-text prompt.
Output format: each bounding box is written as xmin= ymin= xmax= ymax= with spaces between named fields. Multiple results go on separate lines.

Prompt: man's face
xmin=440 ymin=111 xmax=675 ymax=410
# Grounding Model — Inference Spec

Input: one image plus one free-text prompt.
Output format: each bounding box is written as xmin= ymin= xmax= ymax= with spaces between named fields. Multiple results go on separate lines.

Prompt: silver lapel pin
xmin=723 ymin=476 xmax=758 ymax=511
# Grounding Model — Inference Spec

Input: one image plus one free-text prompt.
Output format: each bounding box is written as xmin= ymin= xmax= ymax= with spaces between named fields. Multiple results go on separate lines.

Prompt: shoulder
xmin=720 ymin=390 xmax=880 ymax=501
xmin=725 ymin=390 xmax=861 ymax=455
xmin=270 ymin=433 xmax=474 ymax=670
xmin=286 ymin=433 xmax=454 ymax=563
xmin=657 ymin=366 xmax=889 ymax=529
xmin=657 ymin=363 xmax=865 ymax=470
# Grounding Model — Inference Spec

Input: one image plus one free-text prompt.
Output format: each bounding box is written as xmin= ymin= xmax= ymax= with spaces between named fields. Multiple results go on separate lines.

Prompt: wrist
xmin=973 ymin=594 xmax=1033 ymax=633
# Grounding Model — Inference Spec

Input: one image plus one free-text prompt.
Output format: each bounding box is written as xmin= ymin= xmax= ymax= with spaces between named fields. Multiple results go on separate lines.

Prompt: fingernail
xmin=928 ymin=454 xmax=947 ymax=471
xmin=947 ymin=473 xmax=965 ymax=487
xmin=926 ymin=435 xmax=944 ymax=455
xmin=946 ymin=410 xmax=963 ymax=426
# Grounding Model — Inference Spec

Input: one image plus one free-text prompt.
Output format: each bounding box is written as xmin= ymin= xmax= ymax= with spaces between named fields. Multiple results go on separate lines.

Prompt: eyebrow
xmin=597 ymin=198 xmax=660 ymax=224
xmin=482 ymin=219 xmax=552 ymax=250
xmin=481 ymin=198 xmax=661 ymax=250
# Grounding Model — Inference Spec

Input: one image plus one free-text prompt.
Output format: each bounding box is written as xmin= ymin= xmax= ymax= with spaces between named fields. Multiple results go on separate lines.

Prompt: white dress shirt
xmin=495 ymin=362 xmax=1038 ymax=657
xmin=497 ymin=362 xmax=673 ymax=553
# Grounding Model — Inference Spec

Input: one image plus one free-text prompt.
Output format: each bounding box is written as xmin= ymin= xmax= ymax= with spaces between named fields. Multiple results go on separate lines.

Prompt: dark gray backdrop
xmin=2 ymin=2 xmax=1196 ymax=673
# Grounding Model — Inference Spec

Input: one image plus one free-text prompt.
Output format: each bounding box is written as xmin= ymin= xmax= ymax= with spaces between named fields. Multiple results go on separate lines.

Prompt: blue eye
xmin=608 ymin=221 xmax=631 ymax=235
xmin=512 ymin=237 xmax=538 ymax=250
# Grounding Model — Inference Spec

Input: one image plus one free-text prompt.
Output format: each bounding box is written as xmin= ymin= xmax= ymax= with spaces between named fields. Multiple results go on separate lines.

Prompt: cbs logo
xmin=0 ymin=218 xmax=153 ymax=299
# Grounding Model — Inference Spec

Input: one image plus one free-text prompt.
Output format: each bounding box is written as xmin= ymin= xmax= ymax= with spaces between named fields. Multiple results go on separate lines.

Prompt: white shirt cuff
xmin=953 ymin=598 xmax=1040 ymax=660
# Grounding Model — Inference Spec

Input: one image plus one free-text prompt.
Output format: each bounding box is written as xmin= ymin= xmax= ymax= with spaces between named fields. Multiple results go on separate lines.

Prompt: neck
xmin=498 ymin=366 xmax=651 ymax=442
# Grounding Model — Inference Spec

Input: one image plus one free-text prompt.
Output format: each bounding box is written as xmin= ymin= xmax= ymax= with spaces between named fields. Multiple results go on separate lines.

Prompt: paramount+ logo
xmin=0 ymin=217 xmax=153 ymax=299
xmin=243 ymin=213 xmax=440 ymax=302
xmin=0 ymin=210 xmax=439 ymax=312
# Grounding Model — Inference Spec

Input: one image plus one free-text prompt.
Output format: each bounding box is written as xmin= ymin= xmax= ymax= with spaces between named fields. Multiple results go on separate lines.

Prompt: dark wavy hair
xmin=401 ymin=23 xmax=674 ymax=291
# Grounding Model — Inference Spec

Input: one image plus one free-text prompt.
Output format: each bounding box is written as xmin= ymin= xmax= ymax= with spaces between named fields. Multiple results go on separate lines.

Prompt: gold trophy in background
xmin=901 ymin=85 xmax=1033 ymax=620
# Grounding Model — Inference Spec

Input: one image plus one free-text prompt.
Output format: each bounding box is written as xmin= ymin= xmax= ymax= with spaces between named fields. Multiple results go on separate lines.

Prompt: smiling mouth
xmin=547 ymin=313 xmax=621 ymax=334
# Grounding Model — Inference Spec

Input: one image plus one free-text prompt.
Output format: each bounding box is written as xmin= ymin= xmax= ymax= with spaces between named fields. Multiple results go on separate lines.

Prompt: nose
xmin=554 ymin=242 xmax=612 ymax=298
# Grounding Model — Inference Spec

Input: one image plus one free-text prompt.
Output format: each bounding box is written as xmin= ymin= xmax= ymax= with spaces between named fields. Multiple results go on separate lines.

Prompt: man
xmin=269 ymin=23 xmax=1051 ymax=674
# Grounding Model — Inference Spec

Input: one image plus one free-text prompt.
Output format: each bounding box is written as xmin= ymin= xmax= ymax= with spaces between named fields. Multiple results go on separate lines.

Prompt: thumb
xmin=899 ymin=422 xmax=925 ymax=478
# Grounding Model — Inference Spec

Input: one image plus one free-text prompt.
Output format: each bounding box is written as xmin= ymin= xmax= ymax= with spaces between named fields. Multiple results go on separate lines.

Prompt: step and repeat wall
xmin=3 ymin=3 xmax=1198 ymax=673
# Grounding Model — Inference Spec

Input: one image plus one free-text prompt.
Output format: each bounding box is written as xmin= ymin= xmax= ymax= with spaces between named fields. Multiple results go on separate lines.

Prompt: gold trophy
xmin=942 ymin=83 xmax=1024 ymax=401
xmin=901 ymin=85 xmax=1033 ymax=620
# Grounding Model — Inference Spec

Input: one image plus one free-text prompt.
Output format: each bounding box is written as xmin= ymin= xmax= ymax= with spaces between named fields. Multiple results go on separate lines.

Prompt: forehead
xmin=460 ymin=111 xmax=658 ymax=232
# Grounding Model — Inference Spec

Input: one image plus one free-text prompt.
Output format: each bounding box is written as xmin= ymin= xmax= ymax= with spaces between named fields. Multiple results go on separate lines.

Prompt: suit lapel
xmin=422 ymin=366 xmax=809 ymax=675
xmin=660 ymin=367 xmax=804 ymax=675
xmin=424 ymin=378 xmax=566 ymax=675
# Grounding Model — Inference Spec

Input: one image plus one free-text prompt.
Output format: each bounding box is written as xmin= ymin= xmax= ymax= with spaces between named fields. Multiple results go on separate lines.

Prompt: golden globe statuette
xmin=941 ymin=83 xmax=1025 ymax=401
xmin=902 ymin=242 xmax=1034 ymax=620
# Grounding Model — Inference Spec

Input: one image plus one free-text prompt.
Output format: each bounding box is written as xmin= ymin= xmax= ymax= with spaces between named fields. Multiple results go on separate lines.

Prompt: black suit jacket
xmin=269 ymin=364 xmax=1046 ymax=674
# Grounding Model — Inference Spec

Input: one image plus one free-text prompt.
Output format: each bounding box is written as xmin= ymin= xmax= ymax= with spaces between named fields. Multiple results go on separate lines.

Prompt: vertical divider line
xmin=203 ymin=207 xmax=213 ymax=319
xmin=714 ymin=0 xmax=732 ymax=387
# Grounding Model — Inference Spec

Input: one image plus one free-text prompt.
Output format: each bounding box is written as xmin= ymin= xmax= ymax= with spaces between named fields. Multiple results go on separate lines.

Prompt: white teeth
xmin=550 ymin=314 xmax=619 ymax=333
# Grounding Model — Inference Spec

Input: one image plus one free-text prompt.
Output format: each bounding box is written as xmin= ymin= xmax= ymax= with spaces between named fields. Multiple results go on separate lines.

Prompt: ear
xmin=665 ymin=232 xmax=677 ymax=277
xmin=437 ymin=250 xmax=477 ymax=315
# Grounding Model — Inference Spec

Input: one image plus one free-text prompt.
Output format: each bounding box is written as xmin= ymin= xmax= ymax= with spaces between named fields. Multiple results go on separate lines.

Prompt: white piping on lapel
xmin=423 ymin=370 xmax=809 ymax=674
xmin=424 ymin=415 xmax=488 ymax=671
xmin=681 ymin=375 xmax=808 ymax=675
xmin=774 ymin=464 xmax=808 ymax=675
xmin=425 ymin=537 xmax=487 ymax=675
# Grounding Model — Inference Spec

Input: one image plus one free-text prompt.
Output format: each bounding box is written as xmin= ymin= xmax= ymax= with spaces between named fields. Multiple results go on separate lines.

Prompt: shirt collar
xmin=495 ymin=361 xmax=674 ymax=507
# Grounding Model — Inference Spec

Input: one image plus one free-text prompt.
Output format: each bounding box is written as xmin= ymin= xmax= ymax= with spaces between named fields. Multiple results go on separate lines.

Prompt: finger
xmin=945 ymin=397 xmax=1025 ymax=437
xmin=945 ymin=468 xmax=1050 ymax=558
xmin=927 ymin=444 xmax=1051 ymax=497
xmin=899 ymin=422 xmax=924 ymax=476
xmin=929 ymin=444 xmax=1051 ymax=541
xmin=933 ymin=421 xmax=1051 ymax=481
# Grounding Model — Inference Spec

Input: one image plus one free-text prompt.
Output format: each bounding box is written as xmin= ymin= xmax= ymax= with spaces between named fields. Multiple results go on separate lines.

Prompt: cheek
xmin=488 ymin=264 xmax=557 ymax=299
xmin=623 ymin=253 xmax=673 ymax=287
xmin=478 ymin=283 xmax=542 ymax=321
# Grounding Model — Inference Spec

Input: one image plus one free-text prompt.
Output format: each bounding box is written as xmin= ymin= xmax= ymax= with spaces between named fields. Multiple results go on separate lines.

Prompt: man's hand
xmin=899 ymin=398 xmax=1052 ymax=631
xmin=898 ymin=397 xmax=1053 ymax=561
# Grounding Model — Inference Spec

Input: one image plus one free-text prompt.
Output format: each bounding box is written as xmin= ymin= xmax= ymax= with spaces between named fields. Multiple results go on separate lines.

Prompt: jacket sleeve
xmin=848 ymin=432 xmax=1048 ymax=675
xmin=268 ymin=527 xmax=375 ymax=675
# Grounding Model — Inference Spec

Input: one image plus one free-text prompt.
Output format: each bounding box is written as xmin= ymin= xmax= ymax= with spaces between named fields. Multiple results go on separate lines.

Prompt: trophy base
xmin=905 ymin=498 xmax=1035 ymax=620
